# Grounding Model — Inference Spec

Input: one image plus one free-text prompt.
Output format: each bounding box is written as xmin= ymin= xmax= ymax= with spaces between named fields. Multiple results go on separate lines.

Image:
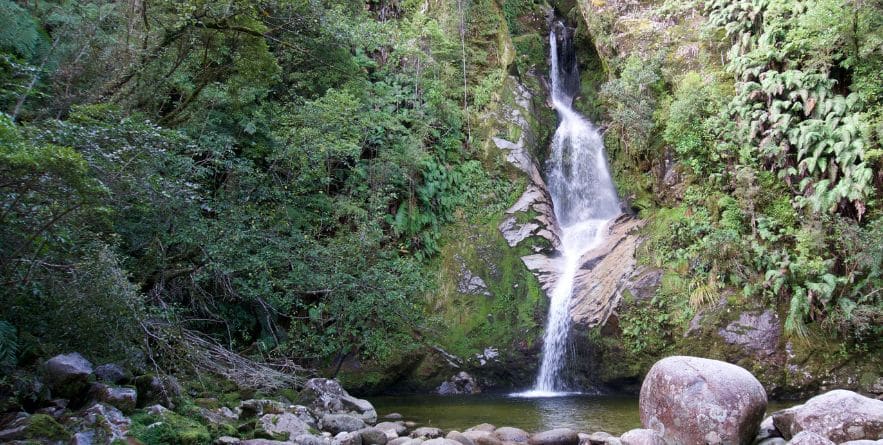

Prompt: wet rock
xmin=323 ymin=413 xmax=367 ymax=434
xmin=639 ymin=356 xmax=767 ymax=445
xmin=258 ymin=412 xmax=310 ymax=441
xmin=43 ymin=353 xmax=94 ymax=399
xmin=437 ymin=372 xmax=481 ymax=395
xmin=494 ymin=427 xmax=529 ymax=443
xmin=772 ymin=389 xmax=883 ymax=442
xmin=463 ymin=430 xmax=502 ymax=445
xmin=718 ymin=310 xmax=781 ymax=358
xmin=529 ymin=428 xmax=579 ymax=445
xmin=466 ymin=424 xmax=496 ymax=432
xmin=0 ymin=412 xmax=30 ymax=441
xmin=359 ymin=427 xmax=390 ymax=445
xmin=300 ymin=378 xmax=378 ymax=424
xmin=787 ymin=431 xmax=835 ymax=445
xmin=619 ymin=429 xmax=664 ymax=445
xmin=216 ymin=436 xmax=242 ymax=445
xmin=376 ymin=421 xmax=407 ymax=438
xmin=840 ymin=441 xmax=883 ymax=445
xmin=755 ymin=416 xmax=782 ymax=442
xmin=384 ymin=413 xmax=404 ymax=420
xmin=411 ymin=427 xmax=445 ymax=439
xmin=756 ymin=439 xmax=786 ymax=445
xmin=447 ymin=431 xmax=476 ymax=445
xmin=90 ymin=383 xmax=137 ymax=413
xmin=94 ymin=363 xmax=128 ymax=384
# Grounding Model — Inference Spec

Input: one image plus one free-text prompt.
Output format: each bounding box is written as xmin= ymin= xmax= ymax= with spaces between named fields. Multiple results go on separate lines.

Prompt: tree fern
xmin=0 ymin=320 xmax=18 ymax=370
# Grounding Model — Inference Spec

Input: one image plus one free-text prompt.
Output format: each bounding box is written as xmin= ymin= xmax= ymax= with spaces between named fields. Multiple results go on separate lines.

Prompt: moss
xmin=25 ymin=413 xmax=71 ymax=441
xmin=513 ymin=33 xmax=545 ymax=72
xmin=130 ymin=410 xmax=211 ymax=445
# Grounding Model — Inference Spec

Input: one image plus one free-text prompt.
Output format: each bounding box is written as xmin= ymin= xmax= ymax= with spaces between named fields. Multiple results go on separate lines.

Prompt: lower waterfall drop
xmin=520 ymin=22 xmax=620 ymax=397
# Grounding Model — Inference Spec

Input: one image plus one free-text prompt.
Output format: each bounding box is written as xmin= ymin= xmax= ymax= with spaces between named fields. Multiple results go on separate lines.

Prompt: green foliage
xmin=0 ymin=0 xmax=43 ymax=60
xmin=662 ymin=72 xmax=730 ymax=175
xmin=600 ymin=54 xmax=663 ymax=160
xmin=130 ymin=410 xmax=211 ymax=445
xmin=0 ymin=320 xmax=17 ymax=370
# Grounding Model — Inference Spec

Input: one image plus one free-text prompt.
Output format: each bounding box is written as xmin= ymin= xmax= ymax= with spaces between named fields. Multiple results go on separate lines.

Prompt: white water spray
xmin=518 ymin=22 xmax=620 ymax=398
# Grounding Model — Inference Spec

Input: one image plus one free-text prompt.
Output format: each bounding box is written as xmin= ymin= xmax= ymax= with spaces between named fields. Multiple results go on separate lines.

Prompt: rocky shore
xmin=1 ymin=354 xmax=880 ymax=445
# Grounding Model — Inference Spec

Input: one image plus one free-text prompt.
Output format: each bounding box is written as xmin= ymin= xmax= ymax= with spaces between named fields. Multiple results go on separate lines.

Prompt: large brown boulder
xmin=639 ymin=356 xmax=767 ymax=445
xmin=771 ymin=389 xmax=883 ymax=442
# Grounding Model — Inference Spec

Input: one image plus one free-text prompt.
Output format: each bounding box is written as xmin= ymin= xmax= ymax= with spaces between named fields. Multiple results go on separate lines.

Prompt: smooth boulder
xmin=43 ymin=353 xmax=94 ymax=399
xmin=639 ymin=356 xmax=767 ymax=445
xmin=258 ymin=412 xmax=310 ymax=441
xmin=619 ymin=429 xmax=664 ymax=445
xmin=411 ymin=427 xmax=444 ymax=439
xmin=359 ymin=427 xmax=390 ymax=445
xmin=788 ymin=431 xmax=835 ymax=445
xmin=323 ymin=413 xmax=367 ymax=435
xmin=300 ymin=378 xmax=378 ymax=424
xmin=529 ymin=428 xmax=579 ymax=445
xmin=90 ymin=383 xmax=137 ymax=413
xmin=771 ymin=389 xmax=883 ymax=442
xmin=495 ymin=427 xmax=529 ymax=443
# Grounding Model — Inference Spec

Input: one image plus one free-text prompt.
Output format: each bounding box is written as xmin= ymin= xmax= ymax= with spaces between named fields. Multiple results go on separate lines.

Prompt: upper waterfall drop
xmin=517 ymin=22 xmax=620 ymax=397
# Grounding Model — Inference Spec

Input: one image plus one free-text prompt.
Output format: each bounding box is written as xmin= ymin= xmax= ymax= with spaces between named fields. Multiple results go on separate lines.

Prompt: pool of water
xmin=368 ymin=393 xmax=798 ymax=436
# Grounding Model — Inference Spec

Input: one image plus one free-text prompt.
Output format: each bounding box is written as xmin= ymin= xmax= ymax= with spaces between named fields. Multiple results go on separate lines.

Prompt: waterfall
xmin=520 ymin=22 xmax=620 ymax=397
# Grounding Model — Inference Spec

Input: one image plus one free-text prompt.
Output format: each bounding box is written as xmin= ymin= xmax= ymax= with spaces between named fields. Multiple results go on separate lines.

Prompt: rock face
xmin=639 ymin=356 xmax=767 ymax=445
xmin=322 ymin=413 xmax=367 ymax=434
xmin=437 ymin=372 xmax=481 ymax=395
xmin=94 ymin=363 xmax=127 ymax=384
xmin=299 ymin=378 xmax=378 ymax=424
xmin=771 ymin=390 xmax=883 ymax=442
xmin=718 ymin=310 xmax=782 ymax=358
xmin=90 ymin=383 xmax=137 ymax=413
xmin=43 ymin=353 xmax=94 ymax=399
xmin=788 ymin=431 xmax=836 ymax=445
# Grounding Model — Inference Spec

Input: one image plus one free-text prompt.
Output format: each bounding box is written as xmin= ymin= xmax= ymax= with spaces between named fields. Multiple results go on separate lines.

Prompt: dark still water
xmin=368 ymin=393 xmax=799 ymax=436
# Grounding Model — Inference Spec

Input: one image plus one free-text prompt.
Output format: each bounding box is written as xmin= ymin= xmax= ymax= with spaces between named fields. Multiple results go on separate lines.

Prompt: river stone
xmin=296 ymin=433 xmax=326 ymax=445
xmin=639 ymin=356 xmax=767 ymax=445
xmin=529 ymin=428 xmax=579 ymax=445
xmin=581 ymin=432 xmax=612 ymax=445
xmin=323 ymin=413 xmax=367 ymax=434
xmin=756 ymin=439 xmax=786 ymax=445
xmin=240 ymin=399 xmax=286 ymax=418
xmin=241 ymin=440 xmax=292 ymax=445
xmin=467 ymin=424 xmax=497 ymax=433
xmin=463 ymin=430 xmax=502 ymax=445
xmin=411 ymin=427 xmax=444 ymax=439
xmin=423 ymin=439 xmax=463 ymax=445
xmin=788 ymin=431 xmax=835 ymax=445
xmin=447 ymin=431 xmax=476 ymax=445
xmin=216 ymin=437 xmax=242 ymax=445
xmin=385 ymin=413 xmax=404 ymax=420
xmin=772 ymin=389 xmax=883 ymax=442
xmin=43 ymin=353 xmax=94 ymax=399
xmin=360 ymin=427 xmax=390 ymax=445
xmin=495 ymin=427 xmax=529 ymax=443
xmin=840 ymin=441 xmax=883 ymax=445
xmin=376 ymin=421 xmax=406 ymax=438
xmin=90 ymin=383 xmax=137 ymax=413
xmin=258 ymin=412 xmax=310 ymax=440
xmin=300 ymin=378 xmax=378 ymax=424
xmin=334 ymin=431 xmax=363 ymax=445
xmin=619 ymin=429 xmax=665 ymax=445
xmin=389 ymin=438 xmax=412 ymax=445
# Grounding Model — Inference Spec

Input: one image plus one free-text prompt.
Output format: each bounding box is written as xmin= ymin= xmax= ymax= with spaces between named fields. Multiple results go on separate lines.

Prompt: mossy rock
xmin=130 ymin=410 xmax=211 ymax=445
xmin=25 ymin=413 xmax=71 ymax=441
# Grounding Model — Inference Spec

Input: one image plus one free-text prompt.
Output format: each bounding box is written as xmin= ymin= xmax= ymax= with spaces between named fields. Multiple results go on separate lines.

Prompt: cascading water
xmin=519 ymin=22 xmax=620 ymax=397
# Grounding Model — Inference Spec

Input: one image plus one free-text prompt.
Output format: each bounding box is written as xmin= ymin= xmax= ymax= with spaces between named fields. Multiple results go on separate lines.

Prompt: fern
xmin=0 ymin=1 xmax=43 ymax=60
xmin=0 ymin=320 xmax=18 ymax=369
